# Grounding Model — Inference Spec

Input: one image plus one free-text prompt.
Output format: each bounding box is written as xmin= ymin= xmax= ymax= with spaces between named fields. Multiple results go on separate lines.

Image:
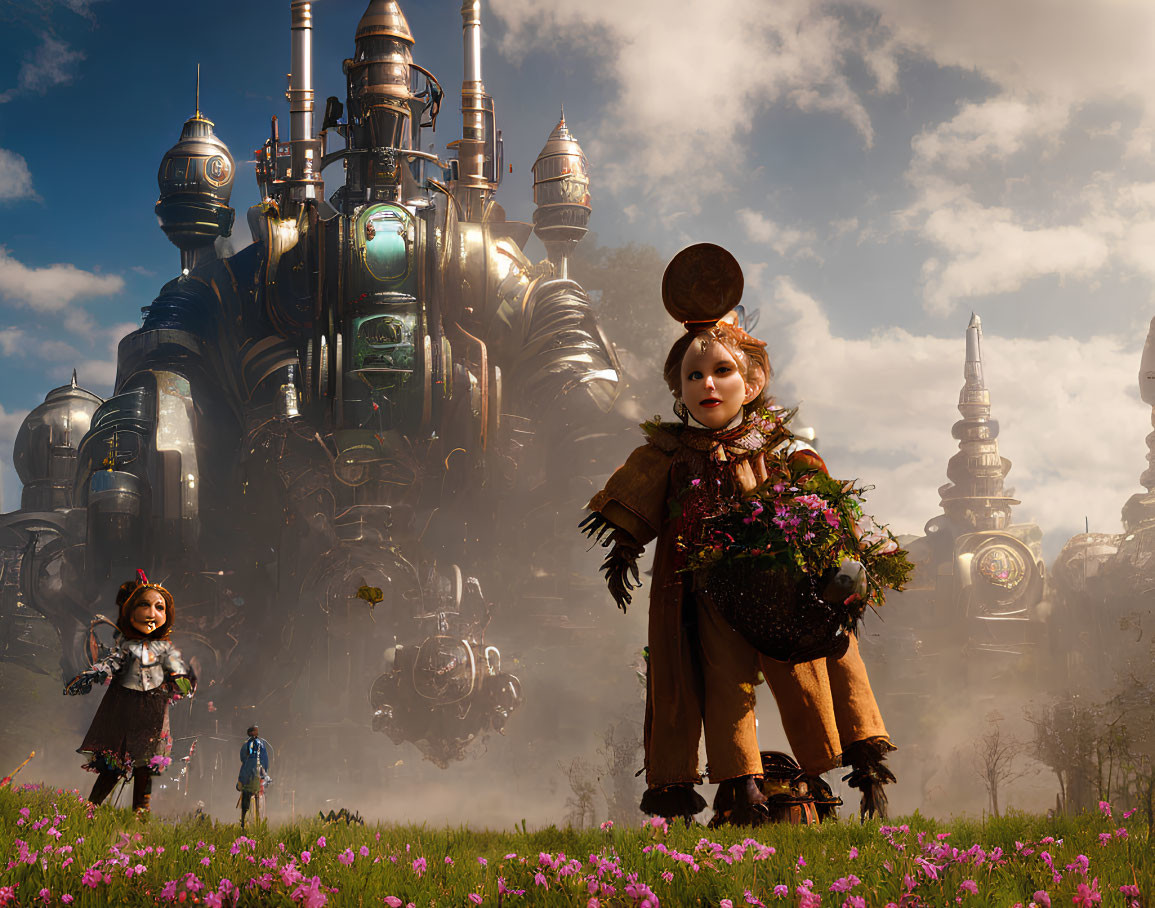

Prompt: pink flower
xmin=61 ymin=897 xmax=73 ymax=905
xmin=477 ymin=857 xmax=488 ymax=866
xmin=384 ymin=899 xmax=403 ymax=907
xmin=600 ymin=820 xmax=614 ymax=830
xmin=360 ymin=846 xmax=370 ymax=857
xmin=38 ymin=889 xmax=51 ymax=904
xmin=338 ymin=849 xmax=354 ymax=865
xmin=445 ymin=856 xmax=454 ymax=866
xmin=412 ymin=856 xmax=427 ymax=876
xmin=301 ymin=851 xmax=311 ymax=865
xmin=316 ymin=836 xmax=327 ymax=848
xmin=773 ymin=886 xmax=789 ymax=897
xmin=720 ymin=901 xmax=734 ymax=908
xmin=468 ymin=896 xmax=483 ymax=905
xmin=1097 ymin=801 xmax=1111 ymax=818
xmin=843 ymin=898 xmax=866 ymax=908
xmin=81 ymin=866 xmax=102 ymax=888
xmin=959 ymin=880 xmax=978 ymax=895
xmin=0 ymin=887 xmax=15 ymax=907
xmin=1072 ymin=880 xmax=1101 ymax=907
xmin=534 ymin=872 xmax=548 ymax=888
xmin=290 ymin=876 xmax=327 ymax=908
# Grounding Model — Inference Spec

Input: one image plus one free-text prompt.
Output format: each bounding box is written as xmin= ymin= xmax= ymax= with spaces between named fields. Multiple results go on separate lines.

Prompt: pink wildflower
xmin=0 ymin=889 xmax=16 ymax=907
xmin=38 ymin=889 xmax=51 ymax=904
xmin=720 ymin=901 xmax=733 ymax=908
xmin=1032 ymin=891 xmax=1050 ymax=908
xmin=383 ymin=899 xmax=403 ymax=908
xmin=290 ymin=876 xmax=327 ymax=908
xmin=1097 ymin=801 xmax=1111 ymax=818
xmin=301 ymin=851 xmax=311 ymax=865
xmin=81 ymin=866 xmax=102 ymax=888
xmin=534 ymin=872 xmax=548 ymax=888
xmin=338 ymin=849 xmax=354 ymax=865
xmin=445 ymin=855 xmax=454 ymax=866
xmin=360 ymin=846 xmax=370 ymax=857
xmin=468 ymin=896 xmax=483 ymax=906
xmin=843 ymin=898 xmax=866 ymax=908
xmin=959 ymin=880 xmax=978 ymax=895
xmin=412 ymin=856 xmax=427 ymax=876
xmin=477 ymin=856 xmax=488 ymax=866
xmin=316 ymin=836 xmax=326 ymax=848
xmin=1072 ymin=880 xmax=1101 ymax=907
xmin=773 ymin=885 xmax=789 ymax=898
xmin=61 ymin=897 xmax=73 ymax=905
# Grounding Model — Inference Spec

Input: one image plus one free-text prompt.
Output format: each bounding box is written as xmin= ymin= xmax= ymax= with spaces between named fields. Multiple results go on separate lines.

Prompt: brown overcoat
xmin=588 ymin=415 xmax=889 ymax=786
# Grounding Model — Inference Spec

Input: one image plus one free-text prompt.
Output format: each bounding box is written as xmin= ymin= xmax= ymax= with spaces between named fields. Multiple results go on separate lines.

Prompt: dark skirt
xmin=78 ymin=684 xmax=172 ymax=775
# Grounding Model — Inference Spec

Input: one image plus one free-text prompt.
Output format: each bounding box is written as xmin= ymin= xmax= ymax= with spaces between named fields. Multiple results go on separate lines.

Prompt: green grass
xmin=0 ymin=783 xmax=1149 ymax=906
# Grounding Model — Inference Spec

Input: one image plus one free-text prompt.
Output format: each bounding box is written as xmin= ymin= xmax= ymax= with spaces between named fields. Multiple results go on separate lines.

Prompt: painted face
xmin=130 ymin=589 xmax=167 ymax=635
xmin=680 ymin=339 xmax=762 ymax=430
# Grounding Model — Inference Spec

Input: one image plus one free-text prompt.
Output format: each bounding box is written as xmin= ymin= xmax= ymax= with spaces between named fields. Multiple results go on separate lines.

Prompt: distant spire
xmin=938 ymin=312 xmax=1019 ymax=531
xmin=71 ymin=369 xmax=77 ymax=389
xmin=559 ymin=103 xmax=565 ymax=125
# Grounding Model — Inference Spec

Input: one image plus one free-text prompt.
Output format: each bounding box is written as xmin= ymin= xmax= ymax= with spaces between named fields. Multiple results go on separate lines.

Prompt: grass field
xmin=0 ymin=783 xmax=1148 ymax=906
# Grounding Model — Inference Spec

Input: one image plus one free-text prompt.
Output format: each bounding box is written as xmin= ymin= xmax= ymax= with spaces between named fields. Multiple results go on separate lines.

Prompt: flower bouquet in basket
xmin=677 ymin=456 xmax=913 ymax=664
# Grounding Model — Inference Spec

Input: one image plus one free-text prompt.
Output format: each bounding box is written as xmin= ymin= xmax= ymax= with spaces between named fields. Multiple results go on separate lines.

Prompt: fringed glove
xmin=580 ymin=513 xmax=644 ymax=613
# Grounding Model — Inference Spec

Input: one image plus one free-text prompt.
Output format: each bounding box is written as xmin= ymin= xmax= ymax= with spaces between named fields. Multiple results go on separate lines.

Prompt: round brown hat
xmin=661 ymin=243 xmax=744 ymax=327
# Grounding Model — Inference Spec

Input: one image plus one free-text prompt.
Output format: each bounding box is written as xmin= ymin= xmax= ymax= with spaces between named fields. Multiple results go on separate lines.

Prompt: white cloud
xmin=0 ymin=35 xmax=85 ymax=103
xmin=765 ymin=278 xmax=1145 ymax=551
xmin=491 ymin=0 xmax=894 ymax=214
xmin=916 ymin=198 xmax=1112 ymax=314
xmin=0 ymin=247 xmax=123 ymax=315
xmin=0 ymin=149 xmax=36 ymax=202
xmin=0 ymin=328 xmax=24 ymax=356
xmin=909 ymin=97 xmax=1071 ymax=173
xmin=738 ymin=209 xmax=819 ymax=259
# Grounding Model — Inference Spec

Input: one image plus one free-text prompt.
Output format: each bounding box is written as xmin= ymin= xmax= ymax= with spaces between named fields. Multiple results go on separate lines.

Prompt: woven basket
xmin=698 ymin=560 xmax=859 ymax=664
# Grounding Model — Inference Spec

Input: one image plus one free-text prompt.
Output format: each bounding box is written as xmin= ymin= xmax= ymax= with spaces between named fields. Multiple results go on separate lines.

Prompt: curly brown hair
xmin=662 ymin=321 xmax=772 ymax=407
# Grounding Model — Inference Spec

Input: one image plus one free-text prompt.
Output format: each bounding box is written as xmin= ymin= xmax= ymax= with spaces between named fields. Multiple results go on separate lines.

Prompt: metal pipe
xmin=289 ymin=0 xmax=314 ymax=143
xmin=289 ymin=0 xmax=319 ymax=200
xmin=458 ymin=0 xmax=488 ymax=216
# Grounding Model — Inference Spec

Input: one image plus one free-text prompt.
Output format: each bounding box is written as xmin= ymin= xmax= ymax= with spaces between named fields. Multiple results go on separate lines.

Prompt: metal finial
xmin=559 ymin=103 xmax=565 ymax=125
xmin=195 ymin=63 xmax=201 ymax=119
xmin=71 ymin=370 xmax=78 ymax=389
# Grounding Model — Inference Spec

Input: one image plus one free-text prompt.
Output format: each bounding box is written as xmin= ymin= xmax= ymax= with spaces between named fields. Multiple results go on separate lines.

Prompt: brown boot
xmin=708 ymin=776 xmax=770 ymax=828
xmin=639 ymin=784 xmax=707 ymax=824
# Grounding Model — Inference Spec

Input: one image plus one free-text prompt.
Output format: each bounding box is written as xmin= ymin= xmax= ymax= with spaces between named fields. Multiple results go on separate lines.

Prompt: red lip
xmin=699 ymin=399 xmax=721 ymax=407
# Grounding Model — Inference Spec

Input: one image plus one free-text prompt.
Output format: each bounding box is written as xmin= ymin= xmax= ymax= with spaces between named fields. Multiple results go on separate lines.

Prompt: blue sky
xmin=3 ymin=0 xmax=1155 ymax=558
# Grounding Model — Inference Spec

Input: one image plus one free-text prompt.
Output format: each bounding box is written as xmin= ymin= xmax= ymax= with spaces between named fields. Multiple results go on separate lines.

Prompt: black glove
xmin=601 ymin=534 xmax=643 ymax=613
xmin=63 ymin=670 xmax=107 ymax=696
xmin=580 ymin=513 xmax=643 ymax=613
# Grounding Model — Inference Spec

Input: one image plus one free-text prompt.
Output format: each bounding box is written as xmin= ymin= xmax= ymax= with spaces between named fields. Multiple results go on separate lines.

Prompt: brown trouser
xmin=646 ymin=594 xmax=888 ymax=786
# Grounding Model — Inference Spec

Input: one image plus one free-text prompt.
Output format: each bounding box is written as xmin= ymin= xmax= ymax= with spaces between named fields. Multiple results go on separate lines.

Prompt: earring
xmin=673 ymin=398 xmax=690 ymax=424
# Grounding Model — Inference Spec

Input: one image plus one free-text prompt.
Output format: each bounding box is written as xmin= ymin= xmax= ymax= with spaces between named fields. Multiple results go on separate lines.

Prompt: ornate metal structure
xmin=0 ymin=0 xmax=618 ymax=780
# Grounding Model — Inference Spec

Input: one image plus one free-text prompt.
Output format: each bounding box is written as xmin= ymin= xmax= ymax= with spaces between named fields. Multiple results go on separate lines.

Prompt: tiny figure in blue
xmin=237 ymin=725 xmax=272 ymax=827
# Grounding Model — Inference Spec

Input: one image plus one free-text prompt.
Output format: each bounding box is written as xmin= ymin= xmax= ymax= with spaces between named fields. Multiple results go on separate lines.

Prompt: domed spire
xmin=532 ymin=108 xmax=591 ymax=278
xmin=155 ymin=67 xmax=236 ymax=273
xmin=355 ymin=0 xmax=414 ymax=44
xmin=938 ymin=313 xmax=1019 ymax=531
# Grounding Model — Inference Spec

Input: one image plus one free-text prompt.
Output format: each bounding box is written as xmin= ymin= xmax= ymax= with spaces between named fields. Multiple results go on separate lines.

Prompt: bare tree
xmin=973 ymin=712 xmax=1028 ymax=817
xmin=561 ymin=757 xmax=599 ymax=829
xmin=1026 ymin=695 xmax=1099 ymax=814
xmin=597 ymin=719 xmax=644 ymax=827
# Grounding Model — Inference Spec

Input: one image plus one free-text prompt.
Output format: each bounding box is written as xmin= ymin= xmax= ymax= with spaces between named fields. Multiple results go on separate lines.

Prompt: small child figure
xmin=583 ymin=244 xmax=898 ymax=826
xmin=237 ymin=725 xmax=272 ymax=828
xmin=65 ymin=570 xmax=193 ymax=814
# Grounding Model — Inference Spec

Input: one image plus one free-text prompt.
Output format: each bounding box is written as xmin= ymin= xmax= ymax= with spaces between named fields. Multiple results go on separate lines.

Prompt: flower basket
xmin=698 ymin=559 xmax=854 ymax=663
xmin=677 ymin=459 xmax=912 ymax=664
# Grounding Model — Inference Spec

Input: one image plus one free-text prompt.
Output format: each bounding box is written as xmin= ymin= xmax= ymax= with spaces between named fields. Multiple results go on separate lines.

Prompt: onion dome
xmin=532 ymin=111 xmax=591 ymax=255
xmin=12 ymin=372 xmax=104 ymax=510
xmin=661 ymin=243 xmax=744 ymax=326
xmin=155 ymin=82 xmax=236 ymax=267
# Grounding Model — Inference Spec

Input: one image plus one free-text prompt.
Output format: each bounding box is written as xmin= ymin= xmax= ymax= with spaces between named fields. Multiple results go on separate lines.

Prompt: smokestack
xmin=288 ymin=0 xmax=320 ymax=201
xmin=458 ymin=0 xmax=491 ymax=219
